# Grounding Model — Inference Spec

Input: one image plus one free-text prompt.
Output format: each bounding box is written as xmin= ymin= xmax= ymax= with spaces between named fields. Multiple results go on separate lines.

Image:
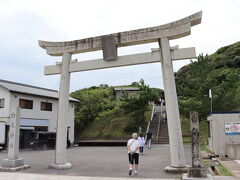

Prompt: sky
xmin=0 ymin=0 xmax=240 ymax=92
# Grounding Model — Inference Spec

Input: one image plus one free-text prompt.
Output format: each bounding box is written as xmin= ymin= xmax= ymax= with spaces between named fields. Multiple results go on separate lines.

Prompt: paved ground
xmin=219 ymin=160 xmax=240 ymax=179
xmin=0 ymin=145 xmax=190 ymax=179
xmin=0 ymin=173 xmax=237 ymax=180
xmin=0 ymin=172 xmax=179 ymax=180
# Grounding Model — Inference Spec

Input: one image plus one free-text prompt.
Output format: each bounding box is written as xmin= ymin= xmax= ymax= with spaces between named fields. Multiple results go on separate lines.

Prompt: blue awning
xmin=20 ymin=126 xmax=35 ymax=130
xmin=20 ymin=119 xmax=49 ymax=127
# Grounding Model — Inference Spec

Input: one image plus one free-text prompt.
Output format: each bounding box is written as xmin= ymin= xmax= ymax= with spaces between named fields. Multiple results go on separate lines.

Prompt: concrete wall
xmin=67 ymin=102 xmax=75 ymax=143
xmin=10 ymin=93 xmax=58 ymax=127
xmin=154 ymin=106 xmax=166 ymax=113
xmin=208 ymin=113 xmax=240 ymax=158
xmin=0 ymin=86 xmax=11 ymax=120
xmin=115 ymin=91 xmax=139 ymax=101
xmin=226 ymin=144 xmax=240 ymax=159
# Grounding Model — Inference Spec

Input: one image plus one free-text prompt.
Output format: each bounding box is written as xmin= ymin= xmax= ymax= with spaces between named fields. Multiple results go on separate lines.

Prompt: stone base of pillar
xmin=0 ymin=165 xmax=30 ymax=172
xmin=187 ymin=167 xmax=208 ymax=178
xmin=0 ymin=158 xmax=30 ymax=172
xmin=182 ymin=173 xmax=213 ymax=180
xmin=49 ymin=162 xmax=72 ymax=170
xmin=1 ymin=158 xmax=24 ymax=167
xmin=165 ymin=165 xmax=190 ymax=174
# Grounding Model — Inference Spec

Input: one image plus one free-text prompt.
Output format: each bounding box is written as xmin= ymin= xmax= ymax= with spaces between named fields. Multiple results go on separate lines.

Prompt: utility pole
xmin=209 ymin=89 xmax=213 ymax=112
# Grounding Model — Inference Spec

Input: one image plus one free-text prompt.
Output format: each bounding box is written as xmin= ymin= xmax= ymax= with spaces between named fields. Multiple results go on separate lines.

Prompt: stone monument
xmin=0 ymin=107 xmax=30 ymax=171
xmin=182 ymin=111 xmax=212 ymax=179
xmin=38 ymin=11 xmax=202 ymax=171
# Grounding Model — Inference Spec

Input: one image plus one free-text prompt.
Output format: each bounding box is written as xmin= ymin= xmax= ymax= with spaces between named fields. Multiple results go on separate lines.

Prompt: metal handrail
xmin=145 ymin=105 xmax=155 ymax=140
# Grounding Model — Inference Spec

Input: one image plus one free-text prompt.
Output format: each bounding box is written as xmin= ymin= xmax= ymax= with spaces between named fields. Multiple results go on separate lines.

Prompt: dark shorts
xmin=128 ymin=153 xmax=139 ymax=165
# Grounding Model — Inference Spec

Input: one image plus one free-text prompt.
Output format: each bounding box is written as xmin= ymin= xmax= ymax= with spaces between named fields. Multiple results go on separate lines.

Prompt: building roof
xmin=113 ymin=87 xmax=139 ymax=91
xmin=207 ymin=111 xmax=240 ymax=118
xmin=0 ymin=79 xmax=78 ymax=102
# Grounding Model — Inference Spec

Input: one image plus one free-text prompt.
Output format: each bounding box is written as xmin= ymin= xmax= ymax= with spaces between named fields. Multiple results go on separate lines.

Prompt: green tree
xmin=176 ymin=41 xmax=240 ymax=120
xmin=71 ymin=86 xmax=116 ymax=134
xmin=120 ymin=79 xmax=159 ymax=132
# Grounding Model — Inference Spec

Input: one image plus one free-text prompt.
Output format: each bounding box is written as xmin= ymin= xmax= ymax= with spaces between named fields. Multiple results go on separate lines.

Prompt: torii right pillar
xmin=159 ymin=37 xmax=188 ymax=173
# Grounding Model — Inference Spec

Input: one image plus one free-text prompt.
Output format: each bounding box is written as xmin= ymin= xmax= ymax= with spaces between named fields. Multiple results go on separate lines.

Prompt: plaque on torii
xmin=39 ymin=11 xmax=202 ymax=172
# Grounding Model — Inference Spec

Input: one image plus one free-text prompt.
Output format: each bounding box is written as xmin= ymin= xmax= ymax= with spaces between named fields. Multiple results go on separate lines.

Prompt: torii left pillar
xmin=49 ymin=52 xmax=72 ymax=169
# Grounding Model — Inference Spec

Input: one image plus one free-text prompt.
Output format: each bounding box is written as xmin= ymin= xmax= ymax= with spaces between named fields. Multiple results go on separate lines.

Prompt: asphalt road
xmin=0 ymin=145 xmax=191 ymax=179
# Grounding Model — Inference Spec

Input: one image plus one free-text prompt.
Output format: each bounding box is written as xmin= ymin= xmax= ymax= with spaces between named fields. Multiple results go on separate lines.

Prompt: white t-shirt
xmin=138 ymin=137 xmax=145 ymax=147
xmin=127 ymin=138 xmax=139 ymax=153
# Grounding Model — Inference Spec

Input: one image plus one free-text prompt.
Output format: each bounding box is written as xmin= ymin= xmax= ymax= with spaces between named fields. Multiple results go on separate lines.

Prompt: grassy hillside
xmin=180 ymin=116 xmax=208 ymax=147
xmin=71 ymin=81 xmax=162 ymax=140
xmin=78 ymin=108 xmax=152 ymax=140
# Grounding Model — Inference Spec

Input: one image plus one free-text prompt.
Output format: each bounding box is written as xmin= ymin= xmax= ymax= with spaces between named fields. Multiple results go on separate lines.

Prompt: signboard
xmin=225 ymin=122 xmax=240 ymax=135
xmin=0 ymin=121 xmax=5 ymax=144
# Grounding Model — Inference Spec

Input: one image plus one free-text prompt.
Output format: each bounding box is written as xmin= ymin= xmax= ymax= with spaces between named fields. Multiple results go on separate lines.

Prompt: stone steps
xmin=147 ymin=106 xmax=169 ymax=144
xmin=158 ymin=137 xmax=169 ymax=144
xmin=158 ymin=121 xmax=169 ymax=144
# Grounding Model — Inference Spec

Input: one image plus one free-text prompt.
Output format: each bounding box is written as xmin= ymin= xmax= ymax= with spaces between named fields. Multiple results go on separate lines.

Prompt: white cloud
xmin=0 ymin=0 xmax=240 ymax=92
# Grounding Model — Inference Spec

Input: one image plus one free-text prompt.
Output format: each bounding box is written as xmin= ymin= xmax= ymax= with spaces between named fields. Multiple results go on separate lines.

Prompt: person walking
xmin=127 ymin=133 xmax=140 ymax=176
xmin=146 ymin=130 xmax=153 ymax=149
xmin=138 ymin=133 xmax=145 ymax=155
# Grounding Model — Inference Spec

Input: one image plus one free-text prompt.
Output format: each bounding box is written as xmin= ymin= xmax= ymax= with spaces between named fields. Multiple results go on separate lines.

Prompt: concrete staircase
xmin=148 ymin=112 xmax=159 ymax=144
xmin=147 ymin=106 xmax=169 ymax=144
xmin=158 ymin=122 xmax=169 ymax=144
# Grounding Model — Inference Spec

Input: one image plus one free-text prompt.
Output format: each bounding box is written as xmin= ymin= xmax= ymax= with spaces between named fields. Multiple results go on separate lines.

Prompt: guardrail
xmin=75 ymin=140 xmax=127 ymax=146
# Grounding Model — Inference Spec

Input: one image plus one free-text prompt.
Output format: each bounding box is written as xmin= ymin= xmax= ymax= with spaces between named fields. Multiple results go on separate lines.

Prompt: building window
xmin=41 ymin=102 xmax=52 ymax=111
xmin=19 ymin=99 xmax=33 ymax=109
xmin=35 ymin=126 xmax=48 ymax=131
xmin=0 ymin=98 xmax=4 ymax=108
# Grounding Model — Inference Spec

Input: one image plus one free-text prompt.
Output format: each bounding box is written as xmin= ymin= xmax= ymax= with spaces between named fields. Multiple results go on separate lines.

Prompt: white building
xmin=207 ymin=112 xmax=240 ymax=159
xmin=113 ymin=87 xmax=140 ymax=101
xmin=0 ymin=79 xmax=78 ymax=148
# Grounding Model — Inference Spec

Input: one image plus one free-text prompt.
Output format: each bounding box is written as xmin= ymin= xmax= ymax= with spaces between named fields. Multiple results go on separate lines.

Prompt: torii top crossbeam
xmin=39 ymin=11 xmax=202 ymax=56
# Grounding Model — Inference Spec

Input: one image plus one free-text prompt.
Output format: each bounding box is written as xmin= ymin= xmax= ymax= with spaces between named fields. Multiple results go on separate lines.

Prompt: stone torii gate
xmin=38 ymin=11 xmax=202 ymax=171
